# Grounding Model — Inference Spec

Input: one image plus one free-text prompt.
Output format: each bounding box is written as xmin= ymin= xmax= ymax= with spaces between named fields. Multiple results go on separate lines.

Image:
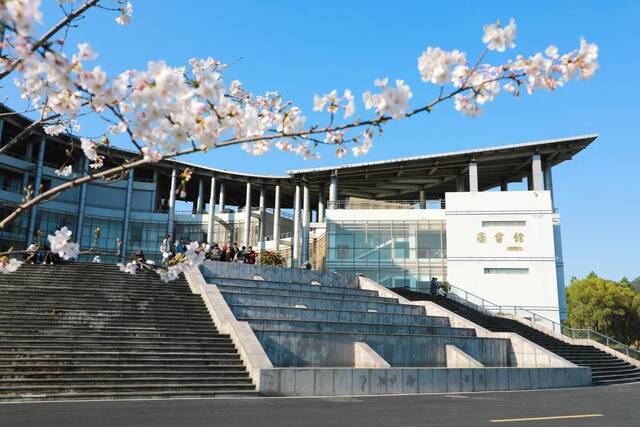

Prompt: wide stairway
xmin=207 ymin=275 xmax=513 ymax=368
xmin=394 ymin=288 xmax=640 ymax=386
xmin=0 ymin=263 xmax=257 ymax=401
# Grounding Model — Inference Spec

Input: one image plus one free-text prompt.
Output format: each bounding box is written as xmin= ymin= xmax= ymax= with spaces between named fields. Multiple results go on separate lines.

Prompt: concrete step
xmin=0 ymin=332 xmax=226 ymax=341
xmin=0 ymin=307 xmax=213 ymax=319
xmin=1 ymin=370 xmax=250 ymax=379
xmin=0 ymin=375 xmax=251 ymax=390
xmin=590 ymin=365 xmax=640 ymax=374
xmin=214 ymin=283 xmax=396 ymax=304
xmin=576 ymin=360 xmax=630 ymax=368
xmin=0 ymin=382 xmax=258 ymax=394
xmin=221 ymin=290 xmax=425 ymax=315
xmin=0 ymin=376 xmax=254 ymax=386
xmin=210 ymin=277 xmax=379 ymax=297
xmin=0 ymin=263 xmax=257 ymax=400
xmin=244 ymin=318 xmax=477 ymax=336
xmin=591 ymin=370 xmax=640 ymax=380
xmin=0 ymin=362 xmax=246 ymax=370
xmin=0 ymin=342 xmax=238 ymax=351
xmin=228 ymin=303 xmax=449 ymax=326
xmin=254 ymin=330 xmax=509 ymax=367
xmin=0 ymin=350 xmax=241 ymax=358
xmin=0 ymin=312 xmax=215 ymax=324
xmin=0 ymin=295 xmax=206 ymax=308
xmin=0 ymin=389 xmax=259 ymax=401
xmin=0 ymin=287 xmax=198 ymax=300
xmin=391 ymin=287 xmax=640 ymax=386
xmin=0 ymin=324 xmax=222 ymax=338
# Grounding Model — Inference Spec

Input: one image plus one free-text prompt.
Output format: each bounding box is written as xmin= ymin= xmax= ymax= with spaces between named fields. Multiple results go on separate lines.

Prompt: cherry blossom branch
xmin=0 ymin=0 xmax=100 ymax=81
xmin=0 ymin=112 xmax=61 ymax=155
xmin=0 ymin=72 xmax=523 ymax=231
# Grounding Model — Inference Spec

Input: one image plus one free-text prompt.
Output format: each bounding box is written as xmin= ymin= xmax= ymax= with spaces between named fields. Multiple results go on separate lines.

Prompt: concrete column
xmin=317 ymin=184 xmax=325 ymax=222
xmin=544 ymin=165 xmax=555 ymax=208
xmin=75 ymin=158 xmax=89 ymax=247
xmin=196 ymin=178 xmax=205 ymax=213
xmin=207 ymin=176 xmax=216 ymax=244
xmin=500 ymin=182 xmax=508 ymax=192
xmin=456 ymin=175 xmax=465 ymax=192
xmin=419 ymin=190 xmax=426 ymax=209
xmin=329 ymin=173 xmax=338 ymax=208
xmin=301 ymin=183 xmax=310 ymax=264
xmin=243 ymin=182 xmax=251 ymax=247
xmin=258 ymin=187 xmax=266 ymax=251
xmin=21 ymin=141 xmax=34 ymax=190
xmin=292 ymin=184 xmax=301 ymax=268
xmin=531 ymin=154 xmax=544 ymax=191
xmin=468 ymin=161 xmax=478 ymax=193
xmin=151 ymin=170 xmax=159 ymax=211
xmin=273 ymin=184 xmax=281 ymax=252
xmin=168 ymin=168 xmax=177 ymax=239
xmin=120 ymin=169 xmax=135 ymax=263
xmin=218 ymin=181 xmax=225 ymax=213
xmin=26 ymin=137 xmax=46 ymax=245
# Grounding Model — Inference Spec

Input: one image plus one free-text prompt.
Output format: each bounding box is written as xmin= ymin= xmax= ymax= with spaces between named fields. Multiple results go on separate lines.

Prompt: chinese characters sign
xmin=476 ymin=231 xmax=525 ymax=251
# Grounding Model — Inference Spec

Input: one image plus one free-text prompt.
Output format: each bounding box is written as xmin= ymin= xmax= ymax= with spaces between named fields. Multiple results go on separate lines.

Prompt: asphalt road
xmin=1 ymin=383 xmax=638 ymax=427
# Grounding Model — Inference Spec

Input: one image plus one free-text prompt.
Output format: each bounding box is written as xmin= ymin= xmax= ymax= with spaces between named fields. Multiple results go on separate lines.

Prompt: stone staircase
xmin=208 ymin=276 xmax=513 ymax=368
xmin=394 ymin=288 xmax=640 ymax=386
xmin=0 ymin=263 xmax=257 ymax=401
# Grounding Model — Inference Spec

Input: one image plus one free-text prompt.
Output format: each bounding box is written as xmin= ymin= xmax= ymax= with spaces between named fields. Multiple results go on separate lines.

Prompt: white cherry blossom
xmin=0 ymin=257 xmax=22 ymax=274
xmin=80 ymin=138 xmax=98 ymax=161
xmin=362 ymin=79 xmax=412 ymax=119
xmin=418 ymin=48 xmax=466 ymax=85
xmin=117 ymin=261 xmax=138 ymax=275
xmin=47 ymin=226 xmax=80 ymax=260
xmin=482 ymin=18 xmax=517 ymax=52
xmin=54 ymin=165 xmax=73 ymax=177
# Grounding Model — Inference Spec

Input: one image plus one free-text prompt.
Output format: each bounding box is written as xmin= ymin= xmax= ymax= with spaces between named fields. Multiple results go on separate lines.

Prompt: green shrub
xmin=258 ymin=250 xmax=284 ymax=266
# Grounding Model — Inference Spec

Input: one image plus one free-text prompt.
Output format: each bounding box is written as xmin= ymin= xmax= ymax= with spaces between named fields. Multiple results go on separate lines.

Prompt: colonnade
xmin=62 ymin=154 xmax=552 ymax=265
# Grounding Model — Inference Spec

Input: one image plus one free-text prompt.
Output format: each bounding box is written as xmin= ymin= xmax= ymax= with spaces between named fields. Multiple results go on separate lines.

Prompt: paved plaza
xmin=1 ymin=382 xmax=638 ymax=427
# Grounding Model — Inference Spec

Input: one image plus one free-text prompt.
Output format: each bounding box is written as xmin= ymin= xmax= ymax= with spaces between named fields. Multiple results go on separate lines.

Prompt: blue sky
xmin=22 ymin=1 xmax=640 ymax=280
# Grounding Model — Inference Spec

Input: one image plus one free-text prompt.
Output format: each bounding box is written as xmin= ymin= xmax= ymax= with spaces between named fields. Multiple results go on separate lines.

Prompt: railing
xmin=264 ymin=232 xmax=292 ymax=242
xmin=329 ymin=199 xmax=444 ymax=210
xmin=436 ymin=283 xmax=640 ymax=361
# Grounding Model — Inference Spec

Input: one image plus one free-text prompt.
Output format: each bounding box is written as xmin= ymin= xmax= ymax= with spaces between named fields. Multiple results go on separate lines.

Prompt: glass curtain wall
xmin=326 ymin=219 xmax=447 ymax=289
xmin=0 ymin=203 xmax=27 ymax=251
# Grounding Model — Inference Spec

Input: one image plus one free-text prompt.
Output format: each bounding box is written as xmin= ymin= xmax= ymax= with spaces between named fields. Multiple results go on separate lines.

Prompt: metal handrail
xmin=329 ymin=199 xmax=444 ymax=210
xmin=442 ymin=283 xmax=640 ymax=360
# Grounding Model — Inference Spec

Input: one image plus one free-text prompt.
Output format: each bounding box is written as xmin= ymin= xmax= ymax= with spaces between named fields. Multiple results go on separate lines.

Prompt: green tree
xmin=566 ymin=272 xmax=640 ymax=346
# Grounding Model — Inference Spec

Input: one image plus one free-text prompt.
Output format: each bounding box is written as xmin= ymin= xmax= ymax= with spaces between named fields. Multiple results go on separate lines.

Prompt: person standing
xmin=161 ymin=234 xmax=171 ymax=264
xmin=227 ymin=243 xmax=236 ymax=262
xmin=247 ymin=246 xmax=257 ymax=264
xmin=430 ymin=277 xmax=438 ymax=296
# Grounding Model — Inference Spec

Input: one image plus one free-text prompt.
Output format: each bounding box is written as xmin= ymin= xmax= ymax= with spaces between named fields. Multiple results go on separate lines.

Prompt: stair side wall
xmin=258 ymin=366 xmax=592 ymax=397
xmin=358 ymin=276 xmax=576 ymax=368
xmin=185 ymin=266 xmax=273 ymax=389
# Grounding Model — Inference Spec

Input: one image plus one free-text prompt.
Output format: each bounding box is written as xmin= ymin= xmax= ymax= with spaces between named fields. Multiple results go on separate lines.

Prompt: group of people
xmin=160 ymin=235 xmax=257 ymax=265
xmin=23 ymin=242 xmax=62 ymax=265
xmin=205 ymin=243 xmax=257 ymax=264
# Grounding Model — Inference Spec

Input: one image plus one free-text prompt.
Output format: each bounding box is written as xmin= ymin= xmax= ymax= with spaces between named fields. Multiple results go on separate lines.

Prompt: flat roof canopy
xmin=288 ymin=134 xmax=597 ymax=200
xmin=0 ymin=104 xmax=596 ymax=205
